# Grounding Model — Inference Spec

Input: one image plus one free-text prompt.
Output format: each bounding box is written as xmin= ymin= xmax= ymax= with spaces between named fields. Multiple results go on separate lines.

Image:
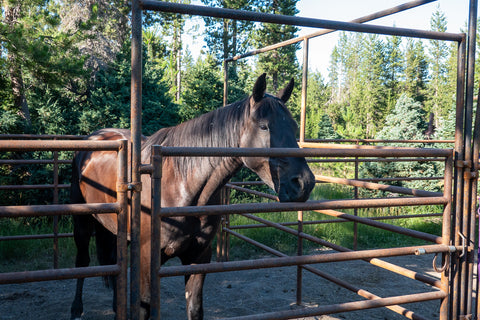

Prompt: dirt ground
xmin=0 ymin=253 xmax=455 ymax=320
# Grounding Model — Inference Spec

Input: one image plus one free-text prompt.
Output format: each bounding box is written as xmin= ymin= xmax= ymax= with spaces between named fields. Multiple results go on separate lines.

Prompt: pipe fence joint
xmin=455 ymin=160 xmax=472 ymax=168
xmin=128 ymin=182 xmax=142 ymax=192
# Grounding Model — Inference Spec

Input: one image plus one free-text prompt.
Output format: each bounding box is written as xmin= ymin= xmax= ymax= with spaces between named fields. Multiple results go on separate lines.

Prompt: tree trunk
xmin=4 ymin=0 xmax=31 ymax=128
xmin=173 ymin=19 xmax=182 ymax=102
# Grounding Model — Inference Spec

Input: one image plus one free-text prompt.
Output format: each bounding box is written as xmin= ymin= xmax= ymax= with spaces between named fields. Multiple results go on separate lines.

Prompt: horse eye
xmin=259 ymin=124 xmax=269 ymax=131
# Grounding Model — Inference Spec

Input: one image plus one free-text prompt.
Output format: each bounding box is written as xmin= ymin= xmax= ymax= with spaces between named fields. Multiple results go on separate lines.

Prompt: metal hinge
xmin=116 ymin=182 xmax=142 ymax=192
xmin=456 ymin=160 xmax=472 ymax=168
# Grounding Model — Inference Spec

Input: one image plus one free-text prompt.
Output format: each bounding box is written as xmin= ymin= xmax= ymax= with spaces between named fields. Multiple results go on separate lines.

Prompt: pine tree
xmin=362 ymin=94 xmax=441 ymax=191
xmin=159 ymin=0 xmax=191 ymax=102
xmin=384 ymin=34 xmax=403 ymax=112
xmin=253 ymin=0 xmax=299 ymax=92
xmin=201 ymin=0 xmax=255 ymax=66
xmin=404 ymin=39 xmax=428 ymax=103
xmin=1 ymin=0 xmax=88 ymax=132
xmin=81 ymin=44 xmax=178 ymax=135
xmin=427 ymin=6 xmax=450 ymax=122
xmin=302 ymin=71 xmax=332 ymax=139
xmin=180 ymin=55 xmax=224 ymax=121
xmin=328 ymin=33 xmax=387 ymax=139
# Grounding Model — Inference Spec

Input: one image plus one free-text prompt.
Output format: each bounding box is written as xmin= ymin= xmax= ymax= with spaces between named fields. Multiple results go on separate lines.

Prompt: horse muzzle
xmin=277 ymin=168 xmax=315 ymax=202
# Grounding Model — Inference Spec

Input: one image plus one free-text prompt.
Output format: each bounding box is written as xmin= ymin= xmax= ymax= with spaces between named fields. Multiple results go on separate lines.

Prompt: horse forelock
xmin=253 ymin=94 xmax=297 ymax=131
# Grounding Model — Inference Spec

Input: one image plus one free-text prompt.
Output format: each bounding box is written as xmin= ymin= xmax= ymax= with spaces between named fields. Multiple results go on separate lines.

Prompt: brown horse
xmin=70 ymin=73 xmax=315 ymax=320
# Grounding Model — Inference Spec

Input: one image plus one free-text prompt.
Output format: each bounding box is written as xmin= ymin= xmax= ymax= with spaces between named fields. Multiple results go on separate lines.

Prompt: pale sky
xmin=184 ymin=0 xmax=473 ymax=76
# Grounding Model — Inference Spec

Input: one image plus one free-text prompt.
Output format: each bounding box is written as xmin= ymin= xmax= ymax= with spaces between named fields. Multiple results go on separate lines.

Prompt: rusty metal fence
xmin=0 ymin=139 xmax=130 ymax=320
xmin=137 ymin=0 xmax=477 ymax=320
xmin=149 ymin=145 xmax=455 ymax=320
xmin=0 ymin=134 xmax=84 ymax=268
xmin=0 ymin=0 xmax=478 ymax=320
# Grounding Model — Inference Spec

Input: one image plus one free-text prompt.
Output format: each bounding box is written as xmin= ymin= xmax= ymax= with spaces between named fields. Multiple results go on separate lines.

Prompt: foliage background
xmin=0 ymin=1 xmax=471 ymax=208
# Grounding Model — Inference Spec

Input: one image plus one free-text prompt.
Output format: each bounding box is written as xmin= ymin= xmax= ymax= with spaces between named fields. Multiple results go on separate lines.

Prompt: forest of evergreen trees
xmin=0 ymin=0 xmax=478 ymax=200
xmin=2 ymin=0 xmax=473 ymax=142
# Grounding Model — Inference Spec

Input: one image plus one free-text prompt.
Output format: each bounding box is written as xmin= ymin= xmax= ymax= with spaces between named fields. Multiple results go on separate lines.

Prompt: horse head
xmin=240 ymin=73 xmax=315 ymax=202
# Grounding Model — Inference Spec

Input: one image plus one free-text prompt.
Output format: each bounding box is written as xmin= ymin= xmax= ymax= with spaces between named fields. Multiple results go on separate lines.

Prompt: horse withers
xmin=70 ymin=73 xmax=315 ymax=320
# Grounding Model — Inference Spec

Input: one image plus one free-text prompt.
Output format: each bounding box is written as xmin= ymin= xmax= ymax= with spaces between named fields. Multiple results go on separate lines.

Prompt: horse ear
xmin=252 ymin=73 xmax=267 ymax=102
xmin=277 ymin=78 xmax=294 ymax=103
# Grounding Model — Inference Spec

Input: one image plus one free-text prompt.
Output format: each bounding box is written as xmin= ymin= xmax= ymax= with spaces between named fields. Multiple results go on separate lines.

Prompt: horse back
xmin=73 ymin=129 xmax=137 ymax=235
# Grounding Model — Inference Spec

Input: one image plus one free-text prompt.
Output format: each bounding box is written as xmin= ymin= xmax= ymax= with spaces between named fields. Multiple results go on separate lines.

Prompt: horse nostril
xmin=291 ymin=176 xmax=302 ymax=189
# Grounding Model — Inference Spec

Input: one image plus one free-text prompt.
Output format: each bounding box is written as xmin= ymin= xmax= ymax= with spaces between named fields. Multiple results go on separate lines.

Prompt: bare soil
xmin=0 ymin=252 xmax=450 ymax=320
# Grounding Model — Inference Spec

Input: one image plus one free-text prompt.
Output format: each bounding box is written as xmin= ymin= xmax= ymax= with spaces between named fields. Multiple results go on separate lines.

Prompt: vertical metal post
xmin=52 ymin=148 xmax=59 ymax=269
xmin=116 ymin=139 xmax=129 ymax=320
xmin=299 ymin=38 xmax=308 ymax=143
xmin=216 ymin=187 xmax=228 ymax=262
xmin=225 ymin=187 xmax=231 ymax=261
xmin=131 ymin=0 xmax=143 ymax=318
xmin=151 ymin=146 xmax=162 ymax=320
xmin=221 ymin=60 xmax=229 ymax=263
xmin=464 ymin=2 xmax=478 ymax=317
xmin=440 ymin=154 xmax=453 ymax=320
xmin=451 ymin=35 xmax=467 ymax=320
xmin=472 ymin=60 xmax=480 ymax=320
xmin=296 ymin=210 xmax=303 ymax=305
xmin=353 ymin=141 xmax=359 ymax=251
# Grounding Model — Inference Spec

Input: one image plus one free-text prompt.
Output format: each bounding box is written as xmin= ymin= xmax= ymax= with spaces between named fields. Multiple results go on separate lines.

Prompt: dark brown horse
xmin=70 ymin=73 xmax=315 ymax=320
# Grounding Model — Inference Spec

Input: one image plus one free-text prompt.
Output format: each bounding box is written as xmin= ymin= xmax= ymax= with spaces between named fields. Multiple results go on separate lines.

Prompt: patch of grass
xmin=226 ymin=183 xmax=444 ymax=259
xmin=0 ymin=217 xmax=78 ymax=272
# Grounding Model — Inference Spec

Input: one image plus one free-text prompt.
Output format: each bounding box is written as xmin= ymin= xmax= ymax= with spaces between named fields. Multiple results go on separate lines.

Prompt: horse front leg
xmin=182 ymin=246 xmax=212 ymax=320
xmin=185 ymin=273 xmax=206 ymax=320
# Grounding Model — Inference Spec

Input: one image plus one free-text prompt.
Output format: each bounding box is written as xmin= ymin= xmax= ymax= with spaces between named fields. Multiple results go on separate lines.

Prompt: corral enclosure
xmin=1 ymin=1 xmax=479 ymax=320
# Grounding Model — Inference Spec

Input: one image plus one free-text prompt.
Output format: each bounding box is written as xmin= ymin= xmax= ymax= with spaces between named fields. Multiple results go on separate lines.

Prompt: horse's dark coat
xmin=70 ymin=74 xmax=315 ymax=320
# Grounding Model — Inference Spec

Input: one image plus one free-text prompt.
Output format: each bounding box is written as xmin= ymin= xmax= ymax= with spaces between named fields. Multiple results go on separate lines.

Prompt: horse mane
xmin=142 ymin=93 xmax=296 ymax=177
xmin=142 ymin=96 xmax=250 ymax=173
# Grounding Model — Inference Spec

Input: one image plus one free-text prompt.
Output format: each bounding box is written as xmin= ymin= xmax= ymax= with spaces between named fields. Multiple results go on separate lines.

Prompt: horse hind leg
xmin=70 ymin=215 xmax=95 ymax=320
xmin=94 ymin=220 xmax=118 ymax=314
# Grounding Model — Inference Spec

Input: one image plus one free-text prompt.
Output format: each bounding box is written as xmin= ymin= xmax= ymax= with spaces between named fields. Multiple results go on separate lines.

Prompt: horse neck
xmin=182 ymin=104 xmax=246 ymax=205
xmin=146 ymin=102 xmax=247 ymax=206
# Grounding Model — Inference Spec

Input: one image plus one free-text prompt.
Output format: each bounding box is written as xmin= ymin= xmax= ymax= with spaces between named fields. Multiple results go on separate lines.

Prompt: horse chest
xmin=160 ymin=215 xmax=220 ymax=258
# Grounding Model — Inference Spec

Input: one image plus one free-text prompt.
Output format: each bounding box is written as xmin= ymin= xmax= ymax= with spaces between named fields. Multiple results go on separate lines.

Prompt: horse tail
xmin=70 ymin=152 xmax=86 ymax=204
xmin=94 ymin=220 xmax=117 ymax=289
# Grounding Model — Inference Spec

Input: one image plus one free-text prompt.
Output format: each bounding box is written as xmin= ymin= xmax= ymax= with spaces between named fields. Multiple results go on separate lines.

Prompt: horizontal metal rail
xmin=315 ymin=174 xmax=443 ymax=197
xmin=0 ymin=265 xmax=120 ymax=285
xmin=315 ymin=209 xmax=442 ymax=243
xmin=140 ymin=1 xmax=464 ymax=42
xmin=0 ymin=140 xmax=123 ymax=152
xmin=0 ymin=159 xmax=72 ymax=165
xmin=227 ymin=0 xmax=437 ymax=62
xmin=0 ymin=203 xmax=119 ymax=218
xmin=222 ymin=291 xmax=446 ymax=320
xmin=229 ymin=213 xmax=442 ymax=230
xmin=0 ymin=134 xmax=85 ymax=140
xmin=0 ymin=233 xmax=73 ymax=241
xmin=0 ymin=184 xmax=69 ymax=190
xmin=158 ymin=146 xmax=453 ymax=158
xmin=303 ymin=139 xmax=455 ymax=144
xmin=307 ymin=157 xmax=445 ymax=163
xmin=159 ymin=197 xmax=447 ymax=218
xmin=225 ymin=183 xmax=278 ymax=201
xmin=158 ymin=244 xmax=457 ymax=277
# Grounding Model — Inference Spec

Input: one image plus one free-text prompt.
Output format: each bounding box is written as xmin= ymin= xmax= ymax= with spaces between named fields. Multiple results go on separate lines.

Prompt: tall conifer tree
xmin=427 ymin=6 xmax=450 ymax=122
xmin=404 ymin=39 xmax=428 ymax=104
xmin=253 ymin=0 xmax=299 ymax=92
